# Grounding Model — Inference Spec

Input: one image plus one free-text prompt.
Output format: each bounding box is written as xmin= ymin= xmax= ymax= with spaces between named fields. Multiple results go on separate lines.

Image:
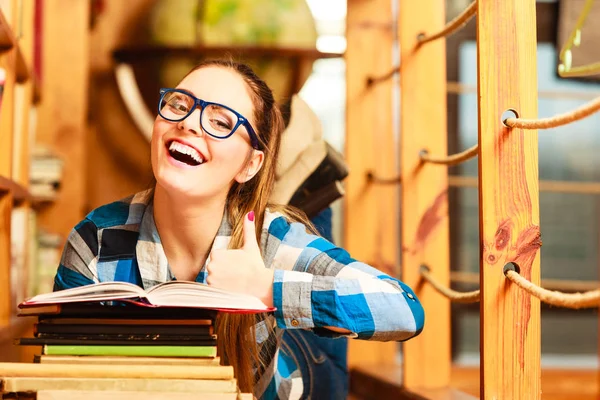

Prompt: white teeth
xmin=169 ymin=141 xmax=204 ymax=164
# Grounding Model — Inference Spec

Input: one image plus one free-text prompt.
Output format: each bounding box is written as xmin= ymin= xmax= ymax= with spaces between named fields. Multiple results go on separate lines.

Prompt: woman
xmin=53 ymin=60 xmax=424 ymax=399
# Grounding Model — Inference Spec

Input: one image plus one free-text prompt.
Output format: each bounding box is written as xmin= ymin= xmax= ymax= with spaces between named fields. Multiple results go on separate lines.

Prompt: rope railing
xmin=366 ymin=66 xmax=400 ymax=87
xmin=504 ymin=263 xmax=600 ymax=309
xmin=419 ymin=144 xmax=478 ymax=166
xmin=419 ymin=265 xmax=480 ymax=303
xmin=416 ymin=0 xmax=477 ymax=46
xmin=365 ymin=171 xmax=401 ymax=185
xmin=451 ymin=270 xmax=600 ymax=293
xmin=503 ymin=95 xmax=600 ymax=130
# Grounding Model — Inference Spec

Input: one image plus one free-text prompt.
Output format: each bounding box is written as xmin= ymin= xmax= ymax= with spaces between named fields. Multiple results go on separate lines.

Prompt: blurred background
xmin=1 ymin=0 xmax=600 ymax=387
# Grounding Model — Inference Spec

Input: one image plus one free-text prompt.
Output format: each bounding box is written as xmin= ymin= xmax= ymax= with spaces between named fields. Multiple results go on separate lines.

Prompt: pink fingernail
xmin=248 ymin=211 xmax=255 ymax=222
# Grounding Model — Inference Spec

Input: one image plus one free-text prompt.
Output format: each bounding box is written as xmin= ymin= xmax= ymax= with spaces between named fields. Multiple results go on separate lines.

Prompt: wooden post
xmin=0 ymin=193 xmax=12 ymax=325
xmin=35 ymin=0 xmax=89 ymax=238
xmin=399 ymin=0 xmax=451 ymax=391
xmin=477 ymin=0 xmax=541 ymax=398
xmin=345 ymin=0 xmax=398 ymax=366
xmin=0 ymin=0 xmax=18 ymax=178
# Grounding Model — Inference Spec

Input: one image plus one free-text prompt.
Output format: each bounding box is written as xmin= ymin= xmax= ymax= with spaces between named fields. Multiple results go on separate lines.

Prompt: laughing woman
xmin=53 ymin=60 xmax=424 ymax=400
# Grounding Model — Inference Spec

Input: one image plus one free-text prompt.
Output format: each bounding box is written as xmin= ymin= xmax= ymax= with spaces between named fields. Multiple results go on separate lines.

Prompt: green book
xmin=43 ymin=345 xmax=217 ymax=358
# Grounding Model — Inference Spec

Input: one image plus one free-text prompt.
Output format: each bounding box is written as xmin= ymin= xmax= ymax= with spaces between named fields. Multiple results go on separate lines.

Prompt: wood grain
xmin=477 ymin=0 xmax=541 ymax=398
xmin=0 ymin=376 xmax=237 ymax=393
xmin=399 ymin=0 xmax=451 ymax=390
xmin=35 ymin=0 xmax=90 ymax=238
xmin=0 ymin=362 xmax=233 ymax=380
xmin=37 ymin=391 xmax=241 ymax=400
xmin=345 ymin=0 xmax=398 ymax=366
xmin=0 ymin=194 xmax=12 ymax=325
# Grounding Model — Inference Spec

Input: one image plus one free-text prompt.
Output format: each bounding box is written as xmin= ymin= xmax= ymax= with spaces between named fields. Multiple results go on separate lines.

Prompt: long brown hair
xmin=184 ymin=60 xmax=314 ymax=393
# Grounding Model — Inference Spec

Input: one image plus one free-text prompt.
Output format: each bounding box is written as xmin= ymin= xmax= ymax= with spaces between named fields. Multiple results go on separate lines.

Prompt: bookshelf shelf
xmin=15 ymin=44 xmax=29 ymax=82
xmin=0 ymin=6 xmax=14 ymax=50
xmin=112 ymin=44 xmax=343 ymax=63
xmin=0 ymin=0 xmax=40 ymax=363
xmin=0 ymin=6 xmax=31 ymax=83
xmin=0 ymin=175 xmax=31 ymax=205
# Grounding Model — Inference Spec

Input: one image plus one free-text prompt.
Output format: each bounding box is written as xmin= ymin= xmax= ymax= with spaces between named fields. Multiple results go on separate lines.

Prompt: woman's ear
xmin=235 ymin=150 xmax=265 ymax=183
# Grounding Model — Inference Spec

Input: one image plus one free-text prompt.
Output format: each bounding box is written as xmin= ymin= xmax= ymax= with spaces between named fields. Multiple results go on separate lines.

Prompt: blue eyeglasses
xmin=158 ymin=88 xmax=261 ymax=150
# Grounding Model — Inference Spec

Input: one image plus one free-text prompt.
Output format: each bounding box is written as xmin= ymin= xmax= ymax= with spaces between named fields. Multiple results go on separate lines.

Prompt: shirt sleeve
xmin=266 ymin=215 xmax=424 ymax=342
xmin=53 ymin=219 xmax=99 ymax=291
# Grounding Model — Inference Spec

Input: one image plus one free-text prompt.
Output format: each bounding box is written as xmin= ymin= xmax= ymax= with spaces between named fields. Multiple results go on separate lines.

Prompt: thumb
xmin=242 ymin=211 xmax=261 ymax=255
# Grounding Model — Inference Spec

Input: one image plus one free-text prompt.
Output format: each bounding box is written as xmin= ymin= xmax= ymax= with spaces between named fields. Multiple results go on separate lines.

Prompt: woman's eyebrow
xmin=175 ymin=87 xmax=197 ymax=97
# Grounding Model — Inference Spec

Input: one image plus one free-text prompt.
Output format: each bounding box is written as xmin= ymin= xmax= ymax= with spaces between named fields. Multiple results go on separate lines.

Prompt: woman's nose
xmin=178 ymin=108 xmax=204 ymax=136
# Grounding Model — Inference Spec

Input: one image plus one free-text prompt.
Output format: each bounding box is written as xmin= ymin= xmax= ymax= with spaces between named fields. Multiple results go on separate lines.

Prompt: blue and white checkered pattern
xmin=54 ymin=189 xmax=424 ymax=400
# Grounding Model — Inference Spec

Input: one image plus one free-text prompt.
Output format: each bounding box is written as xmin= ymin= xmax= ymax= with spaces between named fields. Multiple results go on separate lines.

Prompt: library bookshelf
xmin=0 ymin=0 xmax=40 ymax=362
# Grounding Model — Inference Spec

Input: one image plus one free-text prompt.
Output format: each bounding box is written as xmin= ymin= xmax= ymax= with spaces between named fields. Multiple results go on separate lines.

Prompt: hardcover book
xmin=19 ymin=281 xmax=273 ymax=313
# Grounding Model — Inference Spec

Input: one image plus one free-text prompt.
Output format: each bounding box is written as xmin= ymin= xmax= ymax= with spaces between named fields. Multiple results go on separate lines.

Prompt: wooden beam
xmin=0 ymin=193 xmax=12 ymax=326
xmin=35 ymin=0 xmax=90 ymax=238
xmin=477 ymin=0 xmax=541 ymax=398
xmin=345 ymin=0 xmax=397 ymax=366
xmin=399 ymin=0 xmax=450 ymax=391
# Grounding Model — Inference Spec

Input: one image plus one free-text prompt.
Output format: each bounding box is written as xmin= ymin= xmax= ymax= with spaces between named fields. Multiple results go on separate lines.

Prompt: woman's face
xmin=151 ymin=66 xmax=264 ymax=200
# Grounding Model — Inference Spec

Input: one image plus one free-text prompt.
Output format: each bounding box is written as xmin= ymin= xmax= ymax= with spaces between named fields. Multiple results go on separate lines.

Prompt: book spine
xmin=21 ymin=338 xmax=217 ymax=347
xmin=43 ymin=345 xmax=217 ymax=358
xmin=35 ymin=323 xmax=213 ymax=336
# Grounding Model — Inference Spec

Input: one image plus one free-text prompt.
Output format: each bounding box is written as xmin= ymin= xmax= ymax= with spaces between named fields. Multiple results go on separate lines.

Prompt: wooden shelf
xmin=0 ymin=7 xmax=31 ymax=83
xmin=350 ymin=364 xmax=599 ymax=400
xmin=0 ymin=175 xmax=31 ymax=205
xmin=0 ymin=6 xmax=13 ymax=51
xmin=15 ymin=44 xmax=30 ymax=83
xmin=113 ymin=45 xmax=343 ymax=63
xmin=0 ymin=316 xmax=35 ymax=345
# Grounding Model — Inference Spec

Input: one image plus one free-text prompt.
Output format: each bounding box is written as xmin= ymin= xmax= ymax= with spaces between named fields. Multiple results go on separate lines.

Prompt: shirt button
xmin=291 ymin=319 xmax=300 ymax=327
xmin=406 ymin=293 xmax=415 ymax=300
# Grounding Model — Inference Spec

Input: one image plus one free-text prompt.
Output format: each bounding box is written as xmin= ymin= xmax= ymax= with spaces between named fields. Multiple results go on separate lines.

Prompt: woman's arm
xmin=267 ymin=216 xmax=424 ymax=341
xmin=53 ymin=219 xmax=99 ymax=291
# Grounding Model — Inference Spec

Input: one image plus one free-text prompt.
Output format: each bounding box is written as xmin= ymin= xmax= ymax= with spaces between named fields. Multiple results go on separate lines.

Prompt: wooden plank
xmin=449 ymin=175 xmax=600 ymax=195
xmin=0 ymin=42 xmax=16 ymax=178
xmin=35 ymin=0 xmax=89 ymax=238
xmin=351 ymin=365 xmax=600 ymax=400
xmin=0 ymin=193 xmax=12 ymax=326
xmin=0 ymin=5 xmax=14 ymax=50
xmin=0 ymin=362 xmax=233 ymax=380
xmin=399 ymin=0 xmax=450 ymax=390
xmin=0 ymin=377 xmax=238 ymax=393
xmin=0 ymin=175 xmax=30 ymax=204
xmin=349 ymin=365 xmax=476 ymax=400
xmin=37 ymin=391 xmax=240 ymax=400
xmin=477 ymin=0 xmax=541 ymax=398
xmin=345 ymin=0 xmax=398 ymax=366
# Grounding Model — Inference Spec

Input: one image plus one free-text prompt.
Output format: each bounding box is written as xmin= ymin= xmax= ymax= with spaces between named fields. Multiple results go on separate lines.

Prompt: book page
xmin=146 ymin=281 xmax=270 ymax=311
xmin=21 ymin=281 xmax=147 ymax=305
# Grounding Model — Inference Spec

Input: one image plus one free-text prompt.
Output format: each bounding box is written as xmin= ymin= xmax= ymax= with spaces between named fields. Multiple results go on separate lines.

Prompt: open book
xmin=19 ymin=281 xmax=273 ymax=313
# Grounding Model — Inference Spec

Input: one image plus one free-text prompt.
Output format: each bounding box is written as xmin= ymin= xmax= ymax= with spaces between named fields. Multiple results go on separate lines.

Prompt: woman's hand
xmin=206 ymin=211 xmax=274 ymax=307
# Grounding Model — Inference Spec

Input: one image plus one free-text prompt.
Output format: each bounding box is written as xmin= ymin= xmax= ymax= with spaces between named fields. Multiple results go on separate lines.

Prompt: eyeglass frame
xmin=158 ymin=88 xmax=261 ymax=150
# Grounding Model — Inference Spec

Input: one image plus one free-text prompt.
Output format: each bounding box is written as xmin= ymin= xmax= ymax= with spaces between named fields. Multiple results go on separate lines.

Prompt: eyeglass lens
xmin=159 ymin=91 xmax=239 ymax=138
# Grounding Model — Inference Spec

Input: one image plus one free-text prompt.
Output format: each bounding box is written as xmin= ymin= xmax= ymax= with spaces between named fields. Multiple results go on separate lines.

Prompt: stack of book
xmin=4 ymin=281 xmax=272 ymax=400
xmin=29 ymin=146 xmax=64 ymax=203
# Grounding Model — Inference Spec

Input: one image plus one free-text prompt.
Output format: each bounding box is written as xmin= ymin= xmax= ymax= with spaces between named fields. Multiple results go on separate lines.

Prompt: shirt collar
xmin=135 ymin=195 xmax=233 ymax=289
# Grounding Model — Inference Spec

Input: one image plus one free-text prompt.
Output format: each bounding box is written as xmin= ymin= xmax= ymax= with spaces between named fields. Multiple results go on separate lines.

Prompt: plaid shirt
xmin=54 ymin=190 xmax=424 ymax=400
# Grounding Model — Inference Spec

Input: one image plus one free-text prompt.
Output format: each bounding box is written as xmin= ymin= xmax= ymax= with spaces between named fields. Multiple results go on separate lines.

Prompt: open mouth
xmin=166 ymin=140 xmax=205 ymax=167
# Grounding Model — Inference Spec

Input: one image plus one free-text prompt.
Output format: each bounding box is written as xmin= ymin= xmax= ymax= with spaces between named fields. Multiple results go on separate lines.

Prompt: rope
xmin=417 ymin=0 xmax=477 ymax=46
xmin=367 ymin=66 xmax=400 ymax=87
xmin=419 ymin=144 xmax=478 ymax=166
xmin=505 ymin=269 xmax=600 ymax=309
xmin=419 ymin=266 xmax=480 ymax=303
xmin=366 ymin=171 xmax=401 ymax=185
xmin=504 ymin=95 xmax=600 ymax=129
